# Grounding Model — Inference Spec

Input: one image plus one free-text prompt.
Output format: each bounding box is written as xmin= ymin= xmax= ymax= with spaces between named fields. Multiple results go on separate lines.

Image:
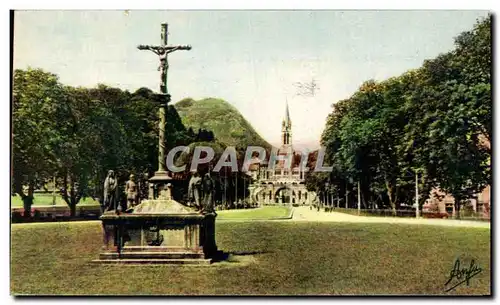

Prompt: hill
xmin=174 ymin=98 xmax=271 ymax=150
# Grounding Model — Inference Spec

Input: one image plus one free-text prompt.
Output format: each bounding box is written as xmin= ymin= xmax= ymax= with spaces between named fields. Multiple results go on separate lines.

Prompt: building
xmin=423 ymin=186 xmax=491 ymax=219
xmin=248 ymin=102 xmax=316 ymax=206
xmin=423 ymin=136 xmax=491 ymax=219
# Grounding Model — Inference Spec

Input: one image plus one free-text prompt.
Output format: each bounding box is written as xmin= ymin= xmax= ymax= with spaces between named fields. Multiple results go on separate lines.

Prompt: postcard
xmin=11 ymin=10 xmax=491 ymax=296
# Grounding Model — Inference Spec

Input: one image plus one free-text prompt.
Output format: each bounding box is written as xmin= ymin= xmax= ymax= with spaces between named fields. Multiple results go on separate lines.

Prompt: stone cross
xmin=137 ymin=23 xmax=191 ymax=179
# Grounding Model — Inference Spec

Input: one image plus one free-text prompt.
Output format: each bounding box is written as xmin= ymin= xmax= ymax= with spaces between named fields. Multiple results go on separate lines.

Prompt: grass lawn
xmin=217 ymin=206 xmax=291 ymax=220
xmin=11 ymin=220 xmax=490 ymax=295
xmin=11 ymin=194 xmax=98 ymax=207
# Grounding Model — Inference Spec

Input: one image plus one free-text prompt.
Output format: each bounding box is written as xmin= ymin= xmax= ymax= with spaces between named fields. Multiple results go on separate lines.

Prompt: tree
xmin=52 ymin=86 xmax=132 ymax=216
xmin=52 ymin=85 xmax=197 ymax=215
xmin=453 ymin=15 xmax=492 ymax=147
xmin=327 ymin=78 xmax=419 ymax=214
xmin=12 ymin=68 xmax=67 ymax=217
xmin=319 ymin=16 xmax=491 ymax=218
xmin=12 ymin=69 xmax=222 ymax=217
xmin=404 ymin=16 xmax=491 ymax=218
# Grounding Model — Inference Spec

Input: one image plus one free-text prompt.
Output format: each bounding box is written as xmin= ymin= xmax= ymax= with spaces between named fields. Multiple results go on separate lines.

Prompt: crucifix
xmin=138 ymin=23 xmax=191 ymax=191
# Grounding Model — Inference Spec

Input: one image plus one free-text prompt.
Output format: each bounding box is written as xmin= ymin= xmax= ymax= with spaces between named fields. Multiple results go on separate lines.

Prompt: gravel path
xmin=13 ymin=207 xmax=489 ymax=229
xmin=292 ymin=206 xmax=490 ymax=228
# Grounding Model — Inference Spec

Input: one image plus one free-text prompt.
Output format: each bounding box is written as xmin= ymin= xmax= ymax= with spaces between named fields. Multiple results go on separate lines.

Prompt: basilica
xmin=248 ymin=103 xmax=316 ymax=206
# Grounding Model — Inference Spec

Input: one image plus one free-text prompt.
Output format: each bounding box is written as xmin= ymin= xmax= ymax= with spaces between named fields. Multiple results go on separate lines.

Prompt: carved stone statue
xmin=125 ymin=174 xmax=139 ymax=208
xmin=202 ymin=172 xmax=215 ymax=214
xmin=164 ymin=183 xmax=173 ymax=200
xmin=188 ymin=171 xmax=202 ymax=209
xmin=103 ymin=170 xmax=118 ymax=212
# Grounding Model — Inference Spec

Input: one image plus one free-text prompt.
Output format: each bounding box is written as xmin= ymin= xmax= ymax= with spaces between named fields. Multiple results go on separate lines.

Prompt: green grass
xmin=217 ymin=206 xmax=291 ymax=220
xmin=11 ymin=194 xmax=98 ymax=207
xmin=332 ymin=207 xmax=489 ymax=221
xmin=11 ymin=221 xmax=490 ymax=295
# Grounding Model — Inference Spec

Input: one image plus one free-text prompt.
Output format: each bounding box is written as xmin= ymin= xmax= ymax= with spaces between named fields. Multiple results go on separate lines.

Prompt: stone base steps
xmin=92 ymin=258 xmax=212 ymax=265
xmin=99 ymin=251 xmax=206 ymax=260
xmin=120 ymin=246 xmax=204 ymax=253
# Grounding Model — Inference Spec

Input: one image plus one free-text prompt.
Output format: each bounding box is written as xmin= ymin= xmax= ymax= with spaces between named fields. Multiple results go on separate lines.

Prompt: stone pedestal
xmin=148 ymin=171 xmax=173 ymax=201
xmin=94 ymin=199 xmax=217 ymax=265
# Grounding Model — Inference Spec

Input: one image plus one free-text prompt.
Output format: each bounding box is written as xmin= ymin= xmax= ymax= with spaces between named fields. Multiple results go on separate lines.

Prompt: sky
xmin=13 ymin=10 xmax=489 ymax=150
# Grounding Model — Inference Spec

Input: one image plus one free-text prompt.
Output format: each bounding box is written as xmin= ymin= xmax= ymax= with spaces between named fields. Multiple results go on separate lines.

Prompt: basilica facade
xmin=248 ymin=103 xmax=316 ymax=206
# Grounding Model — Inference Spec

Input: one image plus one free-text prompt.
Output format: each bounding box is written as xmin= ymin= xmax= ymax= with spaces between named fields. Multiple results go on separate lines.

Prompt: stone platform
xmin=93 ymin=198 xmax=217 ymax=265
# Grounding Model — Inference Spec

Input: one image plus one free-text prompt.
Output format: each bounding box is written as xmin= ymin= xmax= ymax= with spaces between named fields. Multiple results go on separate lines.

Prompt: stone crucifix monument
xmin=94 ymin=23 xmax=218 ymax=265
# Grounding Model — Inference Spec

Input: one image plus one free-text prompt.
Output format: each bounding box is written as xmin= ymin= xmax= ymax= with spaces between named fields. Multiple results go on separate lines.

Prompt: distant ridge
xmin=174 ymin=98 xmax=272 ymax=150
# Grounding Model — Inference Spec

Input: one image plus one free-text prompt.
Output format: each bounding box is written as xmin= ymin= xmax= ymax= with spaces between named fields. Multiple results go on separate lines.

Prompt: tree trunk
xmin=361 ymin=188 xmax=367 ymax=209
xmin=450 ymin=190 xmax=467 ymax=220
xmin=385 ymin=180 xmax=397 ymax=216
xmin=22 ymin=195 xmax=33 ymax=218
xmin=345 ymin=183 xmax=348 ymax=209
xmin=418 ymin=174 xmax=432 ymax=211
xmin=61 ymin=172 xmax=81 ymax=217
xmin=70 ymin=203 xmax=77 ymax=218
xmin=454 ymin=199 xmax=462 ymax=220
xmin=14 ymin=178 xmax=34 ymax=218
xmin=24 ymin=182 xmax=35 ymax=218
xmin=69 ymin=176 xmax=76 ymax=217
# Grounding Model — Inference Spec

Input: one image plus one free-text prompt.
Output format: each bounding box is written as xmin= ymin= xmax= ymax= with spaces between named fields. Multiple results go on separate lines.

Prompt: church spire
xmin=284 ymin=99 xmax=291 ymax=126
xmin=281 ymin=99 xmax=292 ymax=146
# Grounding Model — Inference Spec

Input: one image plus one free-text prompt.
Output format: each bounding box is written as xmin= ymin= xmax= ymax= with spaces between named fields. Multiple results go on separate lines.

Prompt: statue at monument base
xmin=201 ymin=172 xmax=216 ymax=214
xmin=188 ymin=171 xmax=202 ymax=210
xmin=95 ymin=169 xmax=218 ymax=265
xmin=103 ymin=170 xmax=118 ymax=212
xmin=125 ymin=174 xmax=139 ymax=209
